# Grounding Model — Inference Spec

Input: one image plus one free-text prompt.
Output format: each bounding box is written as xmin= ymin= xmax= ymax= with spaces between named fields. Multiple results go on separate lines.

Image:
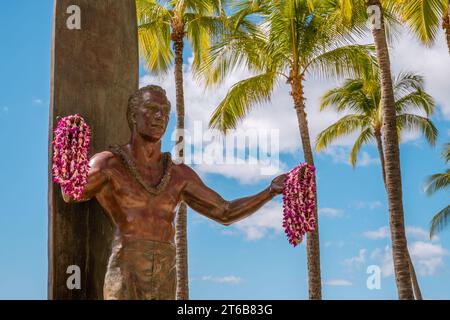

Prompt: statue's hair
xmin=126 ymin=85 xmax=171 ymax=129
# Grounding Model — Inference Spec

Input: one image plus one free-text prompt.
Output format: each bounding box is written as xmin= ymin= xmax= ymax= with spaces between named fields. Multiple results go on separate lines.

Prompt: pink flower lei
xmin=282 ymin=163 xmax=317 ymax=247
xmin=52 ymin=114 xmax=91 ymax=201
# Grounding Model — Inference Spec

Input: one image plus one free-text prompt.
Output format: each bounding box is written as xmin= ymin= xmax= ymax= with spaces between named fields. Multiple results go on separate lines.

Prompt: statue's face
xmin=134 ymin=91 xmax=170 ymax=142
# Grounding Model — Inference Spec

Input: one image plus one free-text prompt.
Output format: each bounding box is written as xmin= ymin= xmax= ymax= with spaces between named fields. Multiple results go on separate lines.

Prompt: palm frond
xmin=209 ymin=72 xmax=278 ymax=132
xmin=320 ymin=78 xmax=375 ymax=114
xmin=186 ymin=14 xmax=226 ymax=74
xmin=137 ymin=0 xmax=173 ymax=75
xmin=394 ymin=90 xmax=435 ymax=116
xmin=195 ymin=0 xmax=269 ymax=87
xmin=172 ymin=0 xmax=214 ymax=15
xmin=350 ymin=127 xmax=375 ymax=167
xmin=198 ymin=26 xmax=269 ymax=86
xmin=315 ymin=114 xmax=371 ymax=152
xmin=393 ymin=72 xmax=425 ymax=97
xmin=380 ymin=0 xmax=404 ymax=44
xmin=443 ymin=143 xmax=450 ymax=163
xmin=430 ymin=205 xmax=450 ymax=238
xmin=322 ymin=0 xmax=368 ymax=35
xmin=425 ymin=169 xmax=450 ymax=195
xmin=396 ymin=113 xmax=438 ymax=146
xmin=306 ymin=44 xmax=376 ymax=80
xmin=399 ymin=0 xmax=447 ymax=46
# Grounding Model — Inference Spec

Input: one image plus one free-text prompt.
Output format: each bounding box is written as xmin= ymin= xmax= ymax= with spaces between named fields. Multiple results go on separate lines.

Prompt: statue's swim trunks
xmin=103 ymin=236 xmax=177 ymax=300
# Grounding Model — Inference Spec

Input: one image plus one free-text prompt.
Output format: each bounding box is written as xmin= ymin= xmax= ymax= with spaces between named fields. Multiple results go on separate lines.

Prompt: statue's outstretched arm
xmin=180 ymin=164 xmax=286 ymax=225
xmin=61 ymin=151 xmax=111 ymax=203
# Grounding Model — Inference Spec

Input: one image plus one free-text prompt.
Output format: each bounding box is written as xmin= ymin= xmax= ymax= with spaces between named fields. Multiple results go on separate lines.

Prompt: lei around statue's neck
xmin=128 ymin=131 xmax=163 ymax=166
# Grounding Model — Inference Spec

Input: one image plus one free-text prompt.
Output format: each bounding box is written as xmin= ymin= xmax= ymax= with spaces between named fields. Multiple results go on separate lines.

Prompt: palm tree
xmin=345 ymin=0 xmax=416 ymax=299
xmin=396 ymin=0 xmax=450 ymax=53
xmin=425 ymin=143 xmax=450 ymax=237
xmin=136 ymin=0 xmax=227 ymax=299
xmin=316 ymin=69 xmax=437 ymax=300
xmin=201 ymin=0 xmax=375 ymax=299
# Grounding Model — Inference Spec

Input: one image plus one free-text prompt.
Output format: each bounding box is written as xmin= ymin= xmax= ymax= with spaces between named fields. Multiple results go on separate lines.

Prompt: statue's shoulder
xmin=171 ymin=161 xmax=201 ymax=182
xmin=89 ymin=150 xmax=117 ymax=170
xmin=170 ymin=161 xmax=189 ymax=172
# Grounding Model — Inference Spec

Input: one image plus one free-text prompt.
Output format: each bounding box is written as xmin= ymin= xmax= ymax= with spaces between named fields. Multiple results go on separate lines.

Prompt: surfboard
xmin=48 ymin=0 xmax=138 ymax=299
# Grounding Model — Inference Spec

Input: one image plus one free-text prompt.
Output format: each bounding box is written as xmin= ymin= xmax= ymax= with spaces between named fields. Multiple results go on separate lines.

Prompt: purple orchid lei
xmin=52 ymin=114 xmax=91 ymax=201
xmin=282 ymin=163 xmax=317 ymax=247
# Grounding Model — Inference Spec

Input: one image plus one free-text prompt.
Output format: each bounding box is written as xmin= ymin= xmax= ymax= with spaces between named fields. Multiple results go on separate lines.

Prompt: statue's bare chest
xmin=110 ymin=164 xmax=180 ymax=208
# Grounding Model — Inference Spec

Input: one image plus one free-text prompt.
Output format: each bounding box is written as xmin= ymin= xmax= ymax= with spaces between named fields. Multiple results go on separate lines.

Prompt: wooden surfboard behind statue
xmin=48 ymin=0 xmax=138 ymax=299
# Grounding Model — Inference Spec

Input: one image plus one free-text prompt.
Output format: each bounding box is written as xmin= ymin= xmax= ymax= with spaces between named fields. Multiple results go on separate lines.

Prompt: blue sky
xmin=0 ymin=1 xmax=449 ymax=300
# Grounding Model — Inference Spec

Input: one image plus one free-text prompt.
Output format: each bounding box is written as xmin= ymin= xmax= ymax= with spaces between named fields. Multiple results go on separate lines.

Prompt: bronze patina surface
xmin=62 ymin=86 xmax=287 ymax=300
xmin=104 ymin=236 xmax=176 ymax=300
xmin=49 ymin=0 xmax=139 ymax=299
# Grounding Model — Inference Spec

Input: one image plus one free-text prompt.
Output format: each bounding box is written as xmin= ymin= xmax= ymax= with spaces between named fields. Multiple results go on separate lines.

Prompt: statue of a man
xmin=62 ymin=85 xmax=287 ymax=300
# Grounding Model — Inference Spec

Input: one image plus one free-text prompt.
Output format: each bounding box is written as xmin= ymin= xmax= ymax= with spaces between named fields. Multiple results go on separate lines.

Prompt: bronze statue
xmin=62 ymin=85 xmax=287 ymax=300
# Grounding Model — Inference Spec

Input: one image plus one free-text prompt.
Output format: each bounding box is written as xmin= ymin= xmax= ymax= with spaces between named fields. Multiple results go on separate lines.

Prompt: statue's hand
xmin=269 ymin=174 xmax=287 ymax=195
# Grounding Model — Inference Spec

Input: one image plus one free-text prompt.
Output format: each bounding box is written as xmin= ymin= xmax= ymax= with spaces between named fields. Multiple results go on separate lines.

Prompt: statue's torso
xmin=94 ymin=152 xmax=185 ymax=244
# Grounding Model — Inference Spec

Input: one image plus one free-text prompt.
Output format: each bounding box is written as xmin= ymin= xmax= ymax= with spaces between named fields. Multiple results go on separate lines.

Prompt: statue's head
xmin=127 ymin=85 xmax=171 ymax=142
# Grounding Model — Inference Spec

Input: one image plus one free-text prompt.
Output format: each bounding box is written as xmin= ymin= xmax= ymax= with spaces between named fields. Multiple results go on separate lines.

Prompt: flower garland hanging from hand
xmin=52 ymin=114 xmax=91 ymax=201
xmin=282 ymin=163 xmax=317 ymax=247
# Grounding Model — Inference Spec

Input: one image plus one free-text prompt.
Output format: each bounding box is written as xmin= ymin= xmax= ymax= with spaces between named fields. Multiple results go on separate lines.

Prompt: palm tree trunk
xmin=375 ymin=130 xmax=387 ymax=186
xmin=407 ymin=251 xmax=423 ymax=299
xmin=375 ymin=130 xmax=422 ymax=300
xmin=291 ymin=75 xmax=322 ymax=300
xmin=443 ymin=0 xmax=450 ymax=53
xmin=172 ymin=20 xmax=189 ymax=300
xmin=367 ymin=0 xmax=414 ymax=300
xmin=175 ymin=203 xmax=189 ymax=300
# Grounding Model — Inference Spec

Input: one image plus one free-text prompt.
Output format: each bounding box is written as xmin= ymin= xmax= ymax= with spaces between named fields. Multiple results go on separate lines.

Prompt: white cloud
xmin=233 ymin=201 xmax=284 ymax=241
xmin=319 ymin=207 xmax=344 ymax=218
xmin=139 ymin=28 xmax=450 ymax=184
xmin=369 ymin=241 xmax=449 ymax=277
xmin=139 ymin=57 xmax=371 ymax=184
xmin=195 ymin=275 xmax=243 ymax=285
xmin=365 ymin=225 xmax=448 ymax=276
xmin=391 ymin=29 xmax=450 ymax=120
xmin=321 ymin=147 xmax=380 ymax=167
xmin=363 ymin=226 xmax=389 ymax=240
xmin=189 ymin=201 xmax=285 ymax=241
xmin=407 ymin=226 xmax=435 ymax=242
xmin=380 ymin=245 xmax=395 ymax=277
xmin=367 ymin=245 xmax=395 ymax=277
xmin=409 ymin=241 xmax=449 ymax=276
xmin=193 ymin=157 xmax=287 ymax=184
xmin=141 ymin=61 xmax=287 ymax=184
xmin=363 ymin=226 xmax=436 ymax=242
xmin=320 ymin=147 xmax=348 ymax=164
xmin=358 ymin=151 xmax=381 ymax=166
xmin=370 ymin=247 xmax=382 ymax=260
xmin=343 ymin=249 xmax=366 ymax=269
xmin=325 ymin=240 xmax=346 ymax=249
xmin=32 ymin=98 xmax=43 ymax=105
xmin=352 ymin=200 xmax=383 ymax=210
xmin=324 ymin=279 xmax=353 ymax=286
